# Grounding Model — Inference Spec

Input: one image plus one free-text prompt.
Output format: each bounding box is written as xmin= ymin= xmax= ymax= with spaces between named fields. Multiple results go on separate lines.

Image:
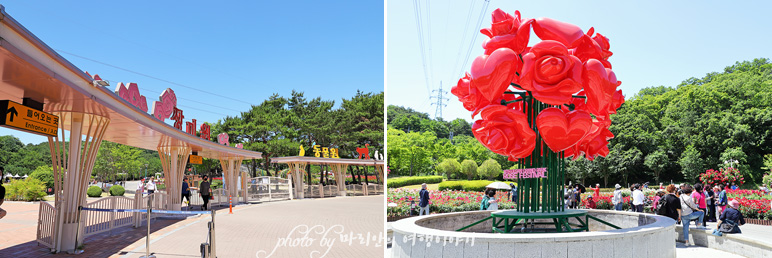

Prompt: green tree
xmin=679 ymin=145 xmax=704 ymax=182
xmin=478 ymin=159 xmax=502 ymax=180
xmin=436 ymin=159 xmax=461 ymax=179
xmin=644 ymin=149 xmax=668 ymax=184
xmin=460 ymin=160 xmax=478 ymax=180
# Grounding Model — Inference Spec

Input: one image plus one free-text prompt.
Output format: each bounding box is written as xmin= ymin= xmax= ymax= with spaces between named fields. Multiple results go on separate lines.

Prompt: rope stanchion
xmin=75 ymin=205 xmax=215 ymax=257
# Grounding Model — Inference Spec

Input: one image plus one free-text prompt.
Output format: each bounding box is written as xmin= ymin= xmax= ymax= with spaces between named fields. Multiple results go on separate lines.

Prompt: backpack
xmin=656 ymin=196 xmax=668 ymax=215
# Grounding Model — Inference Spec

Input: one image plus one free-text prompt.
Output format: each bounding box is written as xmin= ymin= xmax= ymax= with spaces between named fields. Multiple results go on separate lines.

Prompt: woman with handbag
xmin=678 ymin=185 xmax=705 ymax=246
xmin=715 ymin=199 xmax=745 ymax=235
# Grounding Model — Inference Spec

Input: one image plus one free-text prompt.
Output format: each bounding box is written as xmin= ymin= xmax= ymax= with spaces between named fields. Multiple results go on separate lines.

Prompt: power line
xmin=56 ymin=49 xmax=254 ymax=105
xmin=458 ymin=0 xmax=491 ymax=77
xmin=430 ymin=81 xmax=449 ymax=119
xmin=452 ymin=0 xmax=478 ymax=78
xmin=120 ymin=84 xmax=243 ymax=112
xmin=413 ymin=0 xmax=431 ymax=96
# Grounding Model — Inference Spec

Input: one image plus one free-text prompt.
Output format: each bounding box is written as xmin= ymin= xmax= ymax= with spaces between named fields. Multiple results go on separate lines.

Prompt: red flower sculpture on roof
xmin=453 ymin=8 xmax=624 ymax=160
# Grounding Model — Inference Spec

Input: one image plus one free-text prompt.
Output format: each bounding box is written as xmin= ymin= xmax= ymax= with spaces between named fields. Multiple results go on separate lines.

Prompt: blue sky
xmin=0 ymin=0 xmax=384 ymax=144
xmin=387 ymin=0 xmax=772 ymax=122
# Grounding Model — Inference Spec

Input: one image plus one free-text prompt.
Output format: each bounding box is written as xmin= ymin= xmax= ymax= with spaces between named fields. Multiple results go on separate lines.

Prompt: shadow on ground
xmin=0 ymin=206 xmax=232 ymax=258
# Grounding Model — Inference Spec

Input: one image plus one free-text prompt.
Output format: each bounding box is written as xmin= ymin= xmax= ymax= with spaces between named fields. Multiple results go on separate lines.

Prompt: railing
xmin=245 ymin=177 xmax=290 ymax=202
xmin=367 ymin=184 xmax=383 ymax=195
xmin=323 ymin=185 xmax=338 ymax=197
xmin=36 ymin=201 xmax=56 ymax=249
xmin=303 ymin=185 xmax=322 ymax=198
xmin=346 ymin=184 xmax=364 ymax=196
xmin=211 ymin=189 xmax=229 ymax=207
xmin=83 ymin=196 xmax=135 ymax=237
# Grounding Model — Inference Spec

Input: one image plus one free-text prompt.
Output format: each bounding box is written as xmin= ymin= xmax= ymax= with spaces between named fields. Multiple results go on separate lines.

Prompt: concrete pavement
xmin=0 ymin=196 xmax=384 ymax=258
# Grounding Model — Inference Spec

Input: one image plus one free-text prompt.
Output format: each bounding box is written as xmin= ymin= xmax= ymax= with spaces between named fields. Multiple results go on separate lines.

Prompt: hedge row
xmin=438 ymin=180 xmax=517 ymax=192
xmin=387 ymin=176 xmax=444 ymax=188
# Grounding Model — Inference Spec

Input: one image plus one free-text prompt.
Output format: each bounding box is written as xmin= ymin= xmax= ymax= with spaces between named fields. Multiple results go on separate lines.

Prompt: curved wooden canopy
xmin=0 ymin=6 xmax=261 ymax=160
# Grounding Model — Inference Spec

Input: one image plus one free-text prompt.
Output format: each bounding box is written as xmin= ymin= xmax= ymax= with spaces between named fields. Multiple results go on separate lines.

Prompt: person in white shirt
xmin=612 ymin=184 xmax=624 ymax=211
xmin=632 ymin=184 xmax=645 ymax=212
xmin=146 ymin=176 xmax=157 ymax=194
xmin=679 ymin=185 xmax=705 ymax=246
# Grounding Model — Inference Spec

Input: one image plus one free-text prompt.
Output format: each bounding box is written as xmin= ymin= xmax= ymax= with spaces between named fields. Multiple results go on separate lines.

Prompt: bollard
xmin=229 ymin=195 xmax=233 ymax=214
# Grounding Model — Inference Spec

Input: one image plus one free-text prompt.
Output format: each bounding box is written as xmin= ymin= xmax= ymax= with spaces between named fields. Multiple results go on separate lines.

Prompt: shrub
xmin=438 ymin=180 xmax=516 ymax=192
xmin=109 ymin=185 xmax=125 ymax=196
xmin=3 ymin=178 xmax=47 ymax=201
xmin=30 ymin=165 xmax=55 ymax=190
xmin=477 ymin=159 xmax=501 ymax=180
xmin=436 ymin=159 xmax=461 ymax=179
xmin=211 ymin=179 xmax=223 ymax=189
xmin=387 ymin=176 xmax=443 ymax=188
xmin=460 ymin=160 xmax=478 ymax=180
xmin=87 ymin=185 xmax=102 ymax=197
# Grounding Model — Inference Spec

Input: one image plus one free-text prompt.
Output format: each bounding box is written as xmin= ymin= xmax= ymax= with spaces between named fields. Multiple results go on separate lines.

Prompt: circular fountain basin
xmin=390 ymin=209 xmax=676 ymax=258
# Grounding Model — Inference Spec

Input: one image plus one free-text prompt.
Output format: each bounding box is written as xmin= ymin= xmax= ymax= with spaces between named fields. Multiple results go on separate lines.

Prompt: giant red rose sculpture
xmin=452 ymin=8 xmax=623 ymax=161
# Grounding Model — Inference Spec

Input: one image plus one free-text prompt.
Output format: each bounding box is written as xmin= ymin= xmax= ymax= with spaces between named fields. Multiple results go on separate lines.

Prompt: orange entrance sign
xmin=189 ymin=154 xmax=203 ymax=165
xmin=0 ymin=100 xmax=58 ymax=137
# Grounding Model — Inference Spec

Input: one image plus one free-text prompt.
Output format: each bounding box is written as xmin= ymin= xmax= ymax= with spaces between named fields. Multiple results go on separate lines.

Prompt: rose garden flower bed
xmin=388 ymin=188 xmax=772 ymax=224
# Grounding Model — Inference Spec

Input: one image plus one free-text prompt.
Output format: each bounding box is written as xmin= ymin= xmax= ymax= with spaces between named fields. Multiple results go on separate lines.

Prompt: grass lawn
xmin=401 ymin=183 xmax=440 ymax=191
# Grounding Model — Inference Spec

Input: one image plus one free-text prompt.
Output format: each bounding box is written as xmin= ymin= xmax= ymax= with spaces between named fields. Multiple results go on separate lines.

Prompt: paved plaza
xmin=0 ymin=196 xmax=384 ymax=258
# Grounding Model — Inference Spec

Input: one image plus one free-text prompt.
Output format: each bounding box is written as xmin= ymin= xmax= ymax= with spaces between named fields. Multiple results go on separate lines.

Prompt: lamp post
xmin=723 ymin=159 xmax=739 ymax=168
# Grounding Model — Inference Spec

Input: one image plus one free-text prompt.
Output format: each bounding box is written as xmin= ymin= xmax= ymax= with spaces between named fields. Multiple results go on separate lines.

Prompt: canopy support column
xmin=288 ymin=162 xmax=306 ymax=199
xmin=219 ymin=157 xmax=243 ymax=204
xmin=375 ymin=164 xmax=384 ymax=185
xmin=330 ymin=164 xmax=349 ymax=197
xmin=48 ymin=112 xmax=109 ymax=253
xmin=158 ymin=144 xmax=191 ymax=211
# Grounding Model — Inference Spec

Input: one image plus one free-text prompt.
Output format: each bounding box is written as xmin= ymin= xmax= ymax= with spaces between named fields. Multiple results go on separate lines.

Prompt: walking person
xmin=181 ymin=177 xmax=191 ymax=208
xmin=199 ymin=175 xmax=212 ymax=210
xmin=691 ymin=183 xmax=708 ymax=227
xmin=146 ymin=176 xmax=157 ymax=194
xmin=418 ymin=183 xmax=430 ymax=216
xmin=632 ymin=184 xmax=645 ymax=212
xmin=612 ymin=184 xmax=623 ymax=211
xmin=679 ymin=185 xmax=706 ymax=246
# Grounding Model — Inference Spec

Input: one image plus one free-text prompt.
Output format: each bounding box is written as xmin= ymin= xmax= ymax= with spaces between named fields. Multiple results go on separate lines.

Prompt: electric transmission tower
xmin=431 ymin=81 xmax=449 ymax=119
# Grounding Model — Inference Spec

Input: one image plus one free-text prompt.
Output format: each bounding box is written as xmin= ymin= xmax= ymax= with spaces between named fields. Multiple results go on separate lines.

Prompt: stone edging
xmin=391 ymin=209 xmax=677 ymax=258
xmin=676 ymin=225 xmax=772 ymax=258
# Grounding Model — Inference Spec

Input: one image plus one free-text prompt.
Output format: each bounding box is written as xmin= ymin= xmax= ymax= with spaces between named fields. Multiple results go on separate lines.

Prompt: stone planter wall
xmin=745 ymin=218 xmax=772 ymax=226
xmin=391 ymin=209 xmax=677 ymax=258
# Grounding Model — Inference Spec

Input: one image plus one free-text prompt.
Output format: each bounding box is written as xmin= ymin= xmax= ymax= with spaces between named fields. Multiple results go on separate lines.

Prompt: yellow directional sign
xmin=189 ymin=154 xmax=203 ymax=165
xmin=0 ymin=100 xmax=58 ymax=137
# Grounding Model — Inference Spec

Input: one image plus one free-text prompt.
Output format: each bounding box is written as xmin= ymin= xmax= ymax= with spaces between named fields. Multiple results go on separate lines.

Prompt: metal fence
xmin=246 ymin=176 xmax=290 ymax=202
xmin=82 ymin=196 xmax=136 ymax=237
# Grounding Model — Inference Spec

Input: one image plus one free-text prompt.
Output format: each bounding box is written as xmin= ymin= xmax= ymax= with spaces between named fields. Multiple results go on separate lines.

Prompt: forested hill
xmin=388 ymin=58 xmax=772 ymax=186
xmin=598 ymin=58 xmax=772 ymax=186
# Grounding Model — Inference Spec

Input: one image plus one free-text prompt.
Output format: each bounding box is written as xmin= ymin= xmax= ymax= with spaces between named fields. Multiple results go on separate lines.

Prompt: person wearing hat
xmin=612 ymin=184 xmax=623 ymax=211
xmin=586 ymin=195 xmax=596 ymax=209
xmin=717 ymin=199 xmax=745 ymax=234
xmin=589 ymin=183 xmax=601 ymax=199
